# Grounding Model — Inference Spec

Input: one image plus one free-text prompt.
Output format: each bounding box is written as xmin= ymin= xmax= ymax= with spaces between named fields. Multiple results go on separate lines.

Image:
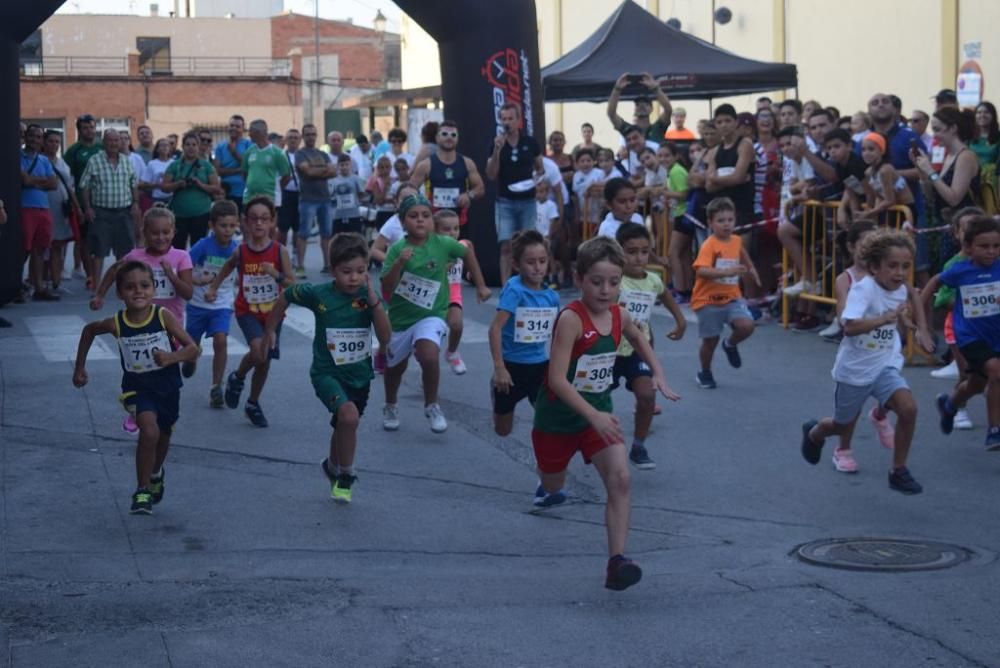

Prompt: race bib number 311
xmin=395 ymin=272 xmax=440 ymax=310
xmin=573 ymin=352 xmax=617 ymax=393
xmin=514 ymin=307 xmax=557 ymax=343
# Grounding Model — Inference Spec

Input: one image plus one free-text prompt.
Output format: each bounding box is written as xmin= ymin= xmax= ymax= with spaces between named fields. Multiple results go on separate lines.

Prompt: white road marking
xmin=26 ymin=316 xmax=117 ymax=362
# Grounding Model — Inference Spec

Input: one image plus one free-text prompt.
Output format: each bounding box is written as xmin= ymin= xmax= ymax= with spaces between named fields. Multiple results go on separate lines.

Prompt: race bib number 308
xmin=514 ymin=307 xmax=557 ymax=343
xmin=573 ymin=352 xmax=617 ymax=393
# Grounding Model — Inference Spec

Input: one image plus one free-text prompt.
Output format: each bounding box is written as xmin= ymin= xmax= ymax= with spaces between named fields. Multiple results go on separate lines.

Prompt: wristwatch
xmin=928 ymin=172 xmax=940 ymax=183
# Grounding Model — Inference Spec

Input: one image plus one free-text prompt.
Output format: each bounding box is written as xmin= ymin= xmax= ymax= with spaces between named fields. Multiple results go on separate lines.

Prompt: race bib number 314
xmin=514 ymin=307 xmax=557 ymax=343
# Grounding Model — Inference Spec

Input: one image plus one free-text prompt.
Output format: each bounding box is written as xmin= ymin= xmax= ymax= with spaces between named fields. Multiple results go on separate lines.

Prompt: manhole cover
xmin=795 ymin=538 xmax=971 ymax=572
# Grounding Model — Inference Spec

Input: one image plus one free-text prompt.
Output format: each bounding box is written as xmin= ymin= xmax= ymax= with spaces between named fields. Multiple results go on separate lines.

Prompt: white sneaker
xmin=445 ymin=351 xmax=467 ymax=375
xmin=784 ymin=280 xmax=813 ymax=297
xmin=930 ymin=360 xmax=959 ymax=379
xmin=955 ymin=408 xmax=973 ymax=430
xmin=382 ymin=404 xmax=400 ymax=431
xmin=818 ymin=320 xmax=842 ymax=338
xmin=424 ymin=403 xmax=448 ymax=433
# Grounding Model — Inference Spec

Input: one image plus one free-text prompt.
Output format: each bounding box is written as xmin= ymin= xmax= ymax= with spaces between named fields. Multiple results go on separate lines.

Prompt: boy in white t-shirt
xmin=597 ymin=178 xmax=644 ymax=240
xmin=571 ymin=148 xmax=604 ymax=227
xmin=534 ymin=180 xmax=560 ymax=287
xmin=775 ymin=126 xmax=817 ymax=296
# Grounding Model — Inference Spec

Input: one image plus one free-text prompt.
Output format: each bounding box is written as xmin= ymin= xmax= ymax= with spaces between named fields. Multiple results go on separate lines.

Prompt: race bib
xmin=335 ymin=193 xmax=356 ymax=211
xmin=715 ymin=258 xmax=740 ymax=285
xmin=395 ymin=272 xmax=439 ymax=310
xmin=961 ymin=282 xmax=1000 ymax=318
xmin=857 ymin=324 xmax=896 ymax=351
xmin=432 ymin=187 xmax=460 ymax=209
xmin=573 ymin=351 xmax=617 ymax=393
xmin=119 ymin=330 xmax=171 ymax=373
xmin=619 ymin=289 xmax=656 ymax=326
xmin=326 ymin=328 xmax=371 ymax=365
xmin=242 ymin=273 xmax=278 ymax=305
xmin=717 ymin=166 xmax=736 ymax=177
xmin=931 ymin=145 xmax=946 ymax=164
xmin=514 ymin=306 xmax=557 ymax=343
xmin=151 ymin=267 xmax=175 ymax=299
xmin=447 ymin=258 xmax=464 ymax=285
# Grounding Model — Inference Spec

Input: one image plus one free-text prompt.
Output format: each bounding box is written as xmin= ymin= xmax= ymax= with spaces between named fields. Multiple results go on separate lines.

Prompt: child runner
xmin=927 ymin=216 xmax=1000 ymax=450
xmin=597 ymin=178 xmax=643 ymax=240
xmin=488 ymin=230 xmax=560 ymax=436
xmin=613 ymin=222 xmax=687 ymax=469
xmin=533 ymin=180 xmax=560 ymax=288
xmin=73 ymin=261 xmax=199 ymax=514
xmin=205 ymin=195 xmax=294 ymax=427
xmin=692 ymin=197 xmax=759 ymax=389
xmin=265 ymin=233 xmax=391 ymax=502
xmin=531 ymin=236 xmax=679 ymax=591
xmin=801 ymin=228 xmax=933 ymax=493
xmin=330 ymin=154 xmax=366 ymax=252
xmin=381 ymin=193 xmax=491 ymax=433
xmin=436 ymin=210 xmax=473 ymax=375
xmin=181 ymin=200 xmax=240 ymax=407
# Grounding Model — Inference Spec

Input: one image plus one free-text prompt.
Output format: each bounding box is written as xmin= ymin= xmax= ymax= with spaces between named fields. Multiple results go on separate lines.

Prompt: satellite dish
xmin=666 ymin=18 xmax=681 ymax=30
xmin=714 ymin=7 xmax=732 ymax=25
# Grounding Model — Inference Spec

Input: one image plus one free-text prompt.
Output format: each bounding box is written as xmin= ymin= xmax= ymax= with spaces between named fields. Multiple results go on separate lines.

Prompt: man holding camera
xmin=162 ymin=130 xmax=223 ymax=249
xmin=607 ymin=72 xmax=673 ymax=143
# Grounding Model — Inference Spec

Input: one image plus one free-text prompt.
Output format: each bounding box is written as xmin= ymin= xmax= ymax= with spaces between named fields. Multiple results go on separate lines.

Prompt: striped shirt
xmin=80 ymin=150 xmax=137 ymax=209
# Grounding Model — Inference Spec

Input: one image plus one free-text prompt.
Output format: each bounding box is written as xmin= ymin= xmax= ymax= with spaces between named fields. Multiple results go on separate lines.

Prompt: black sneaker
xmin=800 ymin=419 xmax=822 ymax=465
xmin=936 ymin=393 xmax=955 ymax=435
xmin=321 ymin=458 xmax=337 ymax=485
xmin=181 ymin=360 xmax=196 ymax=378
xmin=224 ymin=371 xmax=245 ymax=409
xmin=629 ymin=445 xmax=656 ymax=470
xmin=245 ymin=400 xmax=268 ymax=428
xmin=722 ymin=339 xmax=742 ymax=368
xmin=695 ymin=370 xmax=717 ymax=389
xmin=149 ymin=468 xmax=165 ymax=505
xmin=209 ymin=384 xmax=224 ymax=409
xmin=605 ymin=555 xmax=642 ymax=591
xmin=985 ymin=427 xmax=1000 ymax=452
xmin=130 ymin=488 xmax=153 ymax=515
xmin=888 ymin=467 xmax=923 ymax=494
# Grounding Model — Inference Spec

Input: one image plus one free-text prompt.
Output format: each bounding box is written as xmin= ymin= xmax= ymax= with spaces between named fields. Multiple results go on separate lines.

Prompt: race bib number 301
xmin=961 ymin=282 xmax=1000 ymax=318
xmin=326 ymin=328 xmax=370 ymax=365
xmin=619 ymin=289 xmax=656 ymax=325
xmin=243 ymin=274 xmax=278 ymax=305
xmin=395 ymin=272 xmax=440 ymax=310
xmin=119 ymin=330 xmax=171 ymax=373
xmin=151 ymin=267 xmax=175 ymax=299
xmin=514 ymin=307 xmax=557 ymax=343
xmin=573 ymin=352 xmax=617 ymax=393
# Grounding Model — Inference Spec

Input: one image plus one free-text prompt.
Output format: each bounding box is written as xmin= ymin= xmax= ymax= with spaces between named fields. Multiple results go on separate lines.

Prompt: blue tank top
xmin=426 ymin=153 xmax=469 ymax=209
xmin=115 ymin=306 xmax=182 ymax=393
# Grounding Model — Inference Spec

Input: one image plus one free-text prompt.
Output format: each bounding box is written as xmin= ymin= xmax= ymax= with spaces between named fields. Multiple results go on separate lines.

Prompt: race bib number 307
xmin=961 ymin=282 xmax=1000 ymax=318
xmin=514 ymin=307 xmax=557 ymax=343
xmin=619 ymin=289 xmax=656 ymax=326
xmin=573 ymin=351 xmax=617 ymax=393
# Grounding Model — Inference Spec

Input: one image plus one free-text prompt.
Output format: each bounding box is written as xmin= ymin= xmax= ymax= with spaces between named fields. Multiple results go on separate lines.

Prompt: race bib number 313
xmin=514 ymin=307 xmax=557 ymax=343
xmin=573 ymin=352 xmax=617 ymax=393
xmin=243 ymin=274 xmax=278 ymax=305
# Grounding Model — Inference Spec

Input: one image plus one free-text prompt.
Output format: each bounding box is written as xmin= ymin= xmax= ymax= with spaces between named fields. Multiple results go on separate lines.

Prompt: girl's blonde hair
xmin=143 ymin=204 xmax=175 ymax=228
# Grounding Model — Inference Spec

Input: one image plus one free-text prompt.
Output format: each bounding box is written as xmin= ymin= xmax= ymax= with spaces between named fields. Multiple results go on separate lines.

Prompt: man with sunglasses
xmin=409 ymin=121 xmax=485 ymax=228
xmin=197 ymin=130 xmax=214 ymax=160
xmin=64 ymin=114 xmax=103 ymax=285
xmin=213 ymin=114 xmax=252 ymax=212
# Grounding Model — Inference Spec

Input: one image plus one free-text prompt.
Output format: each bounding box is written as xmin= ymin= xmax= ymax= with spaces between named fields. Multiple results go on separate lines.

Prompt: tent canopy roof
xmin=541 ymin=0 xmax=797 ymax=102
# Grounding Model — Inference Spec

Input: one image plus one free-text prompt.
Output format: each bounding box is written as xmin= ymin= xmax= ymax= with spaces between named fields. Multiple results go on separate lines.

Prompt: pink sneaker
xmin=122 ymin=414 xmax=138 ymax=434
xmin=832 ymin=448 xmax=858 ymax=473
xmin=869 ymin=406 xmax=895 ymax=449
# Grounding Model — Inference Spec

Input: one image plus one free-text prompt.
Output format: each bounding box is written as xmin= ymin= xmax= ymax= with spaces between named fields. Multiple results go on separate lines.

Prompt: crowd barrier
xmin=780 ymin=200 xmax=932 ymax=364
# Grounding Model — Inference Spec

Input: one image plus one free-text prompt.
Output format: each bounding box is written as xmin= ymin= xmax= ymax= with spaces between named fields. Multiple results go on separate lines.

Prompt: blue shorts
xmin=120 ymin=388 xmax=180 ymax=433
xmin=611 ymin=352 xmax=652 ymax=392
xmin=695 ymin=299 xmax=753 ymax=339
xmin=186 ymin=305 xmax=232 ymax=342
xmin=298 ymin=199 xmax=332 ymax=239
xmin=495 ymin=197 xmax=537 ymax=242
xmin=236 ymin=314 xmax=282 ymax=360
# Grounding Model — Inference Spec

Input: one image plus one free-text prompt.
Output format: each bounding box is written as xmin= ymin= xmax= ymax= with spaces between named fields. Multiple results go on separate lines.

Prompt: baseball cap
xmin=933 ymin=88 xmax=958 ymax=103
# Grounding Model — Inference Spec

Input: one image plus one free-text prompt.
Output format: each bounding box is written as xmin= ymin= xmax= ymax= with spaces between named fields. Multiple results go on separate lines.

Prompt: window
xmin=137 ymin=37 xmax=171 ymax=74
xmin=20 ymin=29 xmax=42 ymax=75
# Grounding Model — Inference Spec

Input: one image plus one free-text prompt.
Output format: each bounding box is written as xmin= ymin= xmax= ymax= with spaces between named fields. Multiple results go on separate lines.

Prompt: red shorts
xmin=21 ymin=207 xmax=53 ymax=252
xmin=531 ymin=427 xmax=611 ymax=474
xmin=944 ymin=311 xmax=955 ymax=346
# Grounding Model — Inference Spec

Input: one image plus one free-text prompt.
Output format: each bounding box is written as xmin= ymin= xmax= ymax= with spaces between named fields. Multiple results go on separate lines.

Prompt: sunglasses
xmin=200 ymin=137 xmax=212 ymax=143
xmin=439 ymin=131 xmax=458 ymax=138
xmin=390 ymin=139 xmax=404 ymax=144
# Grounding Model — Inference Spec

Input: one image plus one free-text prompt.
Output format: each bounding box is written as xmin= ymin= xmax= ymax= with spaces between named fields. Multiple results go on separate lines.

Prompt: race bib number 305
xmin=119 ymin=330 xmax=171 ymax=373
xmin=326 ymin=328 xmax=370 ymax=365
xmin=243 ymin=274 xmax=278 ymax=305
xmin=514 ymin=307 xmax=557 ymax=343
xmin=573 ymin=351 xmax=617 ymax=393
xmin=858 ymin=324 xmax=896 ymax=351
xmin=151 ymin=267 xmax=175 ymax=299
xmin=395 ymin=272 xmax=440 ymax=310
xmin=961 ymin=282 xmax=1000 ymax=318
xmin=619 ymin=289 xmax=656 ymax=326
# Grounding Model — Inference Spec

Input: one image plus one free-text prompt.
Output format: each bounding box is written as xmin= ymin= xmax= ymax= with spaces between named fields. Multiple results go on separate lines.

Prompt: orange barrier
xmin=580 ymin=192 xmax=671 ymax=283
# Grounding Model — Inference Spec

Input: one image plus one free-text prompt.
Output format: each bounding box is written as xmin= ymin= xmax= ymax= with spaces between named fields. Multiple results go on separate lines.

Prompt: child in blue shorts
xmin=926 ymin=216 xmax=1000 ymax=450
xmin=183 ymin=200 xmax=240 ymax=407
xmin=488 ymin=230 xmax=560 ymax=436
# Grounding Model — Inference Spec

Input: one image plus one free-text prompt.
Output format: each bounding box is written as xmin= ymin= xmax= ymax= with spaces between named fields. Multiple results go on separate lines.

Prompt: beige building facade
xmin=402 ymin=0 xmax=999 ymax=147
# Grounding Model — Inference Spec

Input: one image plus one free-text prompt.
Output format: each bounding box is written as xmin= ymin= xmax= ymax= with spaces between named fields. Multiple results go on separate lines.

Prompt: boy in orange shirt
xmin=692 ymin=197 xmax=759 ymax=388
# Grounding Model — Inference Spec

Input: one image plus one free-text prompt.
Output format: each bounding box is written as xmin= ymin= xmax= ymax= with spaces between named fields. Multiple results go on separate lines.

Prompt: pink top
xmin=124 ymin=246 xmax=193 ymax=323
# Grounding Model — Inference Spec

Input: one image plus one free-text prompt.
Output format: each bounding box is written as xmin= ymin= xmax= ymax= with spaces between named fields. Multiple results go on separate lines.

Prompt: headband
xmin=398 ymin=193 xmax=431 ymax=218
xmin=863 ymin=132 xmax=887 ymax=154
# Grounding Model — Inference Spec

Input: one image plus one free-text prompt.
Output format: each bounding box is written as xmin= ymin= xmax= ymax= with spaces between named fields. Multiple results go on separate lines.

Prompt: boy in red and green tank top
xmin=532 ymin=237 xmax=680 ymax=591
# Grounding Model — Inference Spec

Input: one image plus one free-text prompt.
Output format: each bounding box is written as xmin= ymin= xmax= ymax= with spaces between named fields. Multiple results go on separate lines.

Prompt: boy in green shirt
xmin=265 ymin=233 xmax=390 ymax=503
xmin=380 ymin=193 xmax=491 ymax=434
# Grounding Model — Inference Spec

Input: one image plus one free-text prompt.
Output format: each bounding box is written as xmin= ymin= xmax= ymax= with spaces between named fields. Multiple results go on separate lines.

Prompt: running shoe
xmin=605 ymin=555 xmax=642 ymax=591
xmin=831 ymin=449 xmax=858 ymax=473
xmin=425 ymin=403 xmax=448 ymax=433
xmin=783 ymin=280 xmax=814 ymax=297
xmin=532 ymin=484 xmax=567 ymax=507
xmin=122 ymin=414 xmax=139 ymax=434
xmin=695 ymin=370 xmax=717 ymax=389
xmin=930 ymin=360 xmax=959 ymax=379
xmin=321 ymin=458 xmax=337 ymax=486
xmin=244 ymin=400 xmax=269 ymax=428
xmin=721 ymin=338 xmax=742 ymax=368
xmin=869 ymin=406 xmax=895 ymax=449
xmin=382 ymin=404 xmax=400 ymax=431
xmin=936 ymin=393 xmax=956 ymax=435
xmin=294 ymin=265 xmax=307 ymax=279
xmin=801 ymin=419 xmax=822 ymax=465
xmin=33 ymin=290 xmax=60 ymax=302
xmin=224 ymin=371 xmax=245 ymax=409
xmin=985 ymin=426 xmax=1000 ymax=452
xmin=818 ymin=320 xmax=842 ymax=339
xmin=148 ymin=469 xmax=165 ymax=504
xmin=209 ymin=384 xmax=224 ymax=408
xmin=445 ymin=351 xmax=467 ymax=375
xmin=888 ymin=467 xmax=923 ymax=495
xmin=332 ymin=474 xmax=356 ymax=503
xmin=629 ymin=445 xmax=656 ymax=470
xmin=130 ymin=488 xmax=153 ymax=515
xmin=181 ymin=360 xmax=196 ymax=378
xmin=955 ymin=409 xmax=973 ymax=430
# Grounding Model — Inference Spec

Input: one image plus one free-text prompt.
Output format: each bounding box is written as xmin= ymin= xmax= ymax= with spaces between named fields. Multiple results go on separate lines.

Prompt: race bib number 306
xmin=573 ymin=351 xmax=617 ymax=393
xmin=961 ymin=282 xmax=1000 ymax=318
xmin=395 ymin=272 xmax=440 ymax=310
xmin=326 ymin=328 xmax=370 ymax=365
xmin=514 ymin=307 xmax=557 ymax=343
xmin=243 ymin=274 xmax=278 ymax=305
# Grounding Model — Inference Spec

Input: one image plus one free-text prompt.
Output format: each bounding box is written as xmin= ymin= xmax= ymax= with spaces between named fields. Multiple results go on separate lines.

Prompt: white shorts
xmin=385 ymin=316 xmax=448 ymax=368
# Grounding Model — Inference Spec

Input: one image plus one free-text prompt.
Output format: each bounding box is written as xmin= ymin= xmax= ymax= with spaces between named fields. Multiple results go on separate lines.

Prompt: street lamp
xmin=373 ymin=10 xmax=387 ymax=33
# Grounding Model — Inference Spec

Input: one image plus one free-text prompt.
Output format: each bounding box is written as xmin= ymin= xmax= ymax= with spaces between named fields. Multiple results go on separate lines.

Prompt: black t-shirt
xmin=835 ymin=152 xmax=868 ymax=200
xmin=491 ymin=135 xmax=541 ymax=200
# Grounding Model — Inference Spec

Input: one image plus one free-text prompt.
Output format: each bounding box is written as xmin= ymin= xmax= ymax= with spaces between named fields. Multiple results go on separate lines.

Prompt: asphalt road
xmin=1 ymin=258 xmax=999 ymax=667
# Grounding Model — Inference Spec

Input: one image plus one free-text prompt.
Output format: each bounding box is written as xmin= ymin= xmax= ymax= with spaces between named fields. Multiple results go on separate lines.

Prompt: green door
xmin=324 ymin=109 xmax=361 ymax=140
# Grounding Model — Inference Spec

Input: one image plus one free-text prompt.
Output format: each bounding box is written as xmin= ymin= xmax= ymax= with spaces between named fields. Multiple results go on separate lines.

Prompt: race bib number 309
xmin=326 ymin=328 xmax=370 ymax=365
